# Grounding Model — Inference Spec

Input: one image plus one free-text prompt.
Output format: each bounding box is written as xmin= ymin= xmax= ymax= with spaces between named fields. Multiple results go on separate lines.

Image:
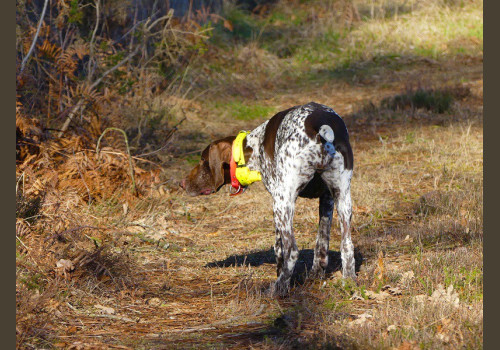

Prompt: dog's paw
xmin=341 ymin=269 xmax=357 ymax=282
xmin=271 ymin=279 xmax=290 ymax=298
xmin=340 ymin=274 xmax=358 ymax=288
xmin=308 ymin=266 xmax=326 ymax=280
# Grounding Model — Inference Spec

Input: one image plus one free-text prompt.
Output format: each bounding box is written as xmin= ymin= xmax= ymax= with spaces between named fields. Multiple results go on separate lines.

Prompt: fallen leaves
xmin=350 ymin=292 xmax=364 ymax=301
xmin=223 ymin=20 xmax=233 ymax=32
xmin=94 ymin=304 xmax=115 ymax=315
xmin=414 ymin=284 xmax=460 ymax=308
xmin=435 ymin=317 xmax=464 ymax=344
xmin=348 ymin=312 xmax=373 ymax=326
xmin=55 ymin=259 xmax=75 ymax=279
xmin=382 ymin=285 xmax=403 ymax=296
xmin=66 ymin=325 xmax=78 ymax=334
xmin=436 ymin=318 xmax=452 ymax=343
xmin=373 ymin=250 xmax=385 ymax=286
xmin=387 ymin=324 xmax=397 ymax=332
xmin=430 ymin=284 xmax=460 ymax=307
xmin=365 ymin=289 xmax=390 ymax=301
xmin=146 ymin=297 xmax=162 ymax=307
xmin=403 ymin=234 xmax=414 ymax=243
xmin=350 ymin=285 xmax=402 ymax=302
xmin=394 ymin=340 xmax=419 ymax=350
xmin=400 ymin=270 xmax=415 ymax=285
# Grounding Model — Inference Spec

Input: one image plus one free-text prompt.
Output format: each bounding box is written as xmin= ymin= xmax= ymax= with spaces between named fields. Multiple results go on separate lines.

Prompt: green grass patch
xmin=218 ymin=101 xmax=275 ymax=121
xmin=444 ymin=266 xmax=483 ymax=302
xmin=19 ymin=272 xmax=45 ymax=291
xmin=185 ymin=154 xmax=201 ymax=166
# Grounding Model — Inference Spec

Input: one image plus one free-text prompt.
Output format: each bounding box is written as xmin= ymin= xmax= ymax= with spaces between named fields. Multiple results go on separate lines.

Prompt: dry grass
xmin=189 ymin=0 xmax=482 ymax=98
xmin=16 ymin=0 xmax=482 ymax=349
xmin=16 ymin=72 xmax=482 ymax=349
xmin=345 ymin=0 xmax=483 ymax=60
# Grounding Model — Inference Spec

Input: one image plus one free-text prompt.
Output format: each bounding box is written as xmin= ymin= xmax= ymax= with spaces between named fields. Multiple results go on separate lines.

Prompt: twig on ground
xmin=90 ymin=314 xmax=137 ymax=323
xmin=167 ymin=316 xmax=243 ymax=333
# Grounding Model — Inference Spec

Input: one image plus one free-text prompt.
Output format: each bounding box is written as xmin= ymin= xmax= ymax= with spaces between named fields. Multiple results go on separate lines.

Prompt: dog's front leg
xmin=272 ymin=197 xmax=298 ymax=297
xmin=274 ymin=230 xmax=283 ymax=277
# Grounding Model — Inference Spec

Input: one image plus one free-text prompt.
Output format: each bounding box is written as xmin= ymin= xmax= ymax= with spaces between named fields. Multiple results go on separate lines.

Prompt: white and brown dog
xmin=180 ymin=102 xmax=354 ymax=296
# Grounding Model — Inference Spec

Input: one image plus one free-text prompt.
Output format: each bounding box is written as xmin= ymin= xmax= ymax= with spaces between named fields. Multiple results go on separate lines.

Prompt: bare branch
xmin=87 ymin=0 xmax=100 ymax=82
xmin=19 ymin=0 xmax=49 ymax=75
xmin=58 ymin=47 xmax=140 ymax=137
xmin=89 ymin=46 xmax=140 ymax=90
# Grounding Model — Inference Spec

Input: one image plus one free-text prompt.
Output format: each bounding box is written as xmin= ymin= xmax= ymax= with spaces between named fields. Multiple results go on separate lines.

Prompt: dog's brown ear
xmin=208 ymin=141 xmax=232 ymax=190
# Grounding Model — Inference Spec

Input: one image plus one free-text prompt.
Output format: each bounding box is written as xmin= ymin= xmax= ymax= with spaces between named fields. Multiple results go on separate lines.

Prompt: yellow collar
xmin=232 ymin=131 xmax=262 ymax=187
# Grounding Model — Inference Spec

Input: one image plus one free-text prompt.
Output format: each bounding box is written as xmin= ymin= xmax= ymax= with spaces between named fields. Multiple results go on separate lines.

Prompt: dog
xmin=180 ymin=102 xmax=354 ymax=295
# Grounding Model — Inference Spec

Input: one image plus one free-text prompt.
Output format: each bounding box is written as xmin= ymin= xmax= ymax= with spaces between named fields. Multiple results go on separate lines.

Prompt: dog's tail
xmin=304 ymin=104 xmax=353 ymax=170
xmin=318 ymin=125 xmax=337 ymax=158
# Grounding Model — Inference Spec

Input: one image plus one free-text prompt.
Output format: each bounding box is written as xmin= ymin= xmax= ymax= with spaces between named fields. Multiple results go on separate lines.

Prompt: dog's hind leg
xmin=321 ymin=169 xmax=355 ymax=280
xmin=311 ymin=190 xmax=334 ymax=278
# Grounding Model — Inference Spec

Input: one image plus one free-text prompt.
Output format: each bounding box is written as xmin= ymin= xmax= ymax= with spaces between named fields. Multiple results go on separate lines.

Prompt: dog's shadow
xmin=205 ymin=248 xmax=363 ymax=286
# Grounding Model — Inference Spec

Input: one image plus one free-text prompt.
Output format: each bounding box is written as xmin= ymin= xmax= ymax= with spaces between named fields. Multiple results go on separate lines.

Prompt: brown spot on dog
xmin=263 ymin=106 xmax=297 ymax=160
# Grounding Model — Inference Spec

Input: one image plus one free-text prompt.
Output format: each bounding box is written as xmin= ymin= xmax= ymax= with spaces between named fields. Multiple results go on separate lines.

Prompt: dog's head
xmin=179 ymin=137 xmax=234 ymax=196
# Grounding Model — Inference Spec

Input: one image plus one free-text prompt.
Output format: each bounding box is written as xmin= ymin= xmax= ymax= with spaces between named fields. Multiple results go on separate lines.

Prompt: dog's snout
xmin=179 ymin=179 xmax=186 ymax=189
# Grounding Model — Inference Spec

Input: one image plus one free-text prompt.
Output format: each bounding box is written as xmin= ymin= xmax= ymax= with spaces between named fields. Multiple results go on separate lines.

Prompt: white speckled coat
xmin=181 ymin=102 xmax=355 ymax=296
xmin=243 ymin=102 xmax=355 ymax=295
